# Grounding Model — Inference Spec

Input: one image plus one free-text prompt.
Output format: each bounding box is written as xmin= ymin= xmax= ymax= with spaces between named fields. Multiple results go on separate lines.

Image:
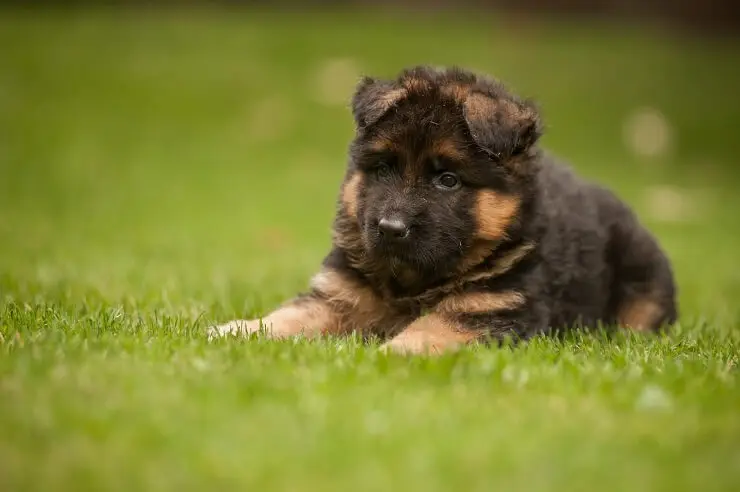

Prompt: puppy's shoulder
xmin=536 ymin=154 xmax=593 ymax=200
xmin=535 ymin=153 xmax=632 ymax=223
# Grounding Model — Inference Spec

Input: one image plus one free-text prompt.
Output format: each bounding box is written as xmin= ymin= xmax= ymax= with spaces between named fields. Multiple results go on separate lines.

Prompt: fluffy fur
xmin=209 ymin=65 xmax=678 ymax=354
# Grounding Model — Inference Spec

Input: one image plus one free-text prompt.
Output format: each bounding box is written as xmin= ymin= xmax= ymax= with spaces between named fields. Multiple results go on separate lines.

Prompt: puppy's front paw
xmin=380 ymin=332 xmax=440 ymax=355
xmin=207 ymin=319 xmax=264 ymax=340
xmin=379 ymin=314 xmax=479 ymax=355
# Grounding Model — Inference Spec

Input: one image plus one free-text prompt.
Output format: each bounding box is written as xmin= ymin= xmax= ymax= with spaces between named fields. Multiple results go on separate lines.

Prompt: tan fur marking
xmin=464 ymin=95 xmax=532 ymax=128
xmin=311 ymin=269 xmax=407 ymax=336
xmin=618 ymin=297 xmax=663 ymax=331
xmin=368 ymin=137 xmax=400 ymax=153
xmin=342 ymin=173 xmax=362 ymax=218
xmin=207 ymin=300 xmax=339 ymax=340
xmin=459 ymin=236 xmax=534 ymax=277
xmin=257 ymin=301 xmax=339 ymax=338
xmin=373 ymin=87 xmax=407 ymax=116
xmin=475 ymin=190 xmax=521 ymax=241
xmin=499 ymin=99 xmax=536 ymax=122
xmin=432 ymin=138 xmax=467 ymax=162
xmin=381 ymin=313 xmax=479 ymax=355
xmin=454 ymin=241 xmax=536 ymax=287
xmin=487 ymin=242 xmax=535 ymax=277
xmin=463 ymin=92 xmax=498 ymax=123
xmin=457 ymin=240 xmax=496 ymax=273
xmin=402 ymin=76 xmax=431 ymax=93
xmin=437 ymin=290 xmax=525 ymax=315
xmin=310 ymin=269 xmax=376 ymax=310
xmin=441 ymin=83 xmax=470 ymax=103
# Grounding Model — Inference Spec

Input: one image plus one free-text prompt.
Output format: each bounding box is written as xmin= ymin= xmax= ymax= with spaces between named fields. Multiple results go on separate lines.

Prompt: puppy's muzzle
xmin=378 ymin=217 xmax=410 ymax=241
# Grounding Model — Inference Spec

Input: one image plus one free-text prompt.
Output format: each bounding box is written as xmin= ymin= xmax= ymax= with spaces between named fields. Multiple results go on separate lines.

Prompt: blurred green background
xmin=2 ymin=5 xmax=739 ymax=317
xmin=1 ymin=4 xmax=740 ymax=491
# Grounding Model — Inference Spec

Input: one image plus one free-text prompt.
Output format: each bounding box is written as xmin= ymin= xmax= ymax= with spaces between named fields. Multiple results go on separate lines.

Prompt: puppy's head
xmin=340 ymin=66 xmax=542 ymax=280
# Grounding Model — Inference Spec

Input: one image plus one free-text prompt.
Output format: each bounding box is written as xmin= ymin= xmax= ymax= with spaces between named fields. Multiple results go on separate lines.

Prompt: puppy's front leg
xmin=209 ymin=267 xmax=396 ymax=340
xmin=208 ymin=294 xmax=340 ymax=340
xmin=381 ymin=289 xmax=530 ymax=355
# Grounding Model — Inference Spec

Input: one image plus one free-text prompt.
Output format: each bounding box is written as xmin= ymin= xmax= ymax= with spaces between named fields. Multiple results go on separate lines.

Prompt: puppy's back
xmin=533 ymin=155 xmax=677 ymax=331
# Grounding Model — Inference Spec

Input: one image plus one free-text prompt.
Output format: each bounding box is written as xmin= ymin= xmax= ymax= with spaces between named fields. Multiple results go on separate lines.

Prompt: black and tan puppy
xmin=209 ymin=65 xmax=678 ymax=354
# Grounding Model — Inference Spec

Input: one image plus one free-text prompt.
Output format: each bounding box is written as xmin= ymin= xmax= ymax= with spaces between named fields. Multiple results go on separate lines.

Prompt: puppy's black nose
xmin=378 ymin=218 xmax=410 ymax=240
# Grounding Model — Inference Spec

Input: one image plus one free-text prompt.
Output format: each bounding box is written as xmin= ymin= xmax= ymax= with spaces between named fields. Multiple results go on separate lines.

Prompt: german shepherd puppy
xmin=209 ymin=66 xmax=678 ymax=354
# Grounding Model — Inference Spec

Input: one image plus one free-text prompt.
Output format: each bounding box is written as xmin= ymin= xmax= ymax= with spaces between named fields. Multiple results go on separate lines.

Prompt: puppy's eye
xmin=375 ymin=162 xmax=391 ymax=179
xmin=435 ymin=172 xmax=460 ymax=190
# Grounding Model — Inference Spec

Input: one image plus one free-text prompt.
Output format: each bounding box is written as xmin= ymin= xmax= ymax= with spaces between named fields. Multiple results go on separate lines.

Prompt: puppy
xmin=209 ymin=65 xmax=678 ymax=354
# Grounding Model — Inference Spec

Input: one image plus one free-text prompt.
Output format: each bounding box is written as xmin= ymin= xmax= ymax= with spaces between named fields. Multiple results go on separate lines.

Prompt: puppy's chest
xmin=378 ymin=280 xmax=453 ymax=315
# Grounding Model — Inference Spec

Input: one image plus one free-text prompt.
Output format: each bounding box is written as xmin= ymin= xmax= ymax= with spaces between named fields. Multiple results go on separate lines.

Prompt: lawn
xmin=1 ymin=7 xmax=740 ymax=492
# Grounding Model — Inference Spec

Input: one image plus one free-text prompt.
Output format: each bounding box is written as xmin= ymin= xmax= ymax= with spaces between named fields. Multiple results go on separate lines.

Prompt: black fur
xmin=211 ymin=65 xmax=679 ymax=349
xmin=326 ymin=65 xmax=678 ymax=341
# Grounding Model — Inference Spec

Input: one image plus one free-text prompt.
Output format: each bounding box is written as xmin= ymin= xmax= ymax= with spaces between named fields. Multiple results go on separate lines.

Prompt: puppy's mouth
xmin=369 ymin=239 xmax=444 ymax=275
xmin=364 ymin=230 xmax=416 ymax=260
xmin=371 ymin=239 xmax=414 ymax=258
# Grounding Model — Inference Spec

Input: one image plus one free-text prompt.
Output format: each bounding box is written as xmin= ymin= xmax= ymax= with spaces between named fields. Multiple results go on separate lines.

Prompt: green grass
xmin=2 ymin=7 xmax=740 ymax=492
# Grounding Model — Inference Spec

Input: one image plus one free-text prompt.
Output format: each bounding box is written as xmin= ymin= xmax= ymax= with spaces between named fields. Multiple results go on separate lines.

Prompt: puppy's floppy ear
xmin=462 ymin=91 xmax=543 ymax=161
xmin=351 ymin=76 xmax=407 ymax=129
